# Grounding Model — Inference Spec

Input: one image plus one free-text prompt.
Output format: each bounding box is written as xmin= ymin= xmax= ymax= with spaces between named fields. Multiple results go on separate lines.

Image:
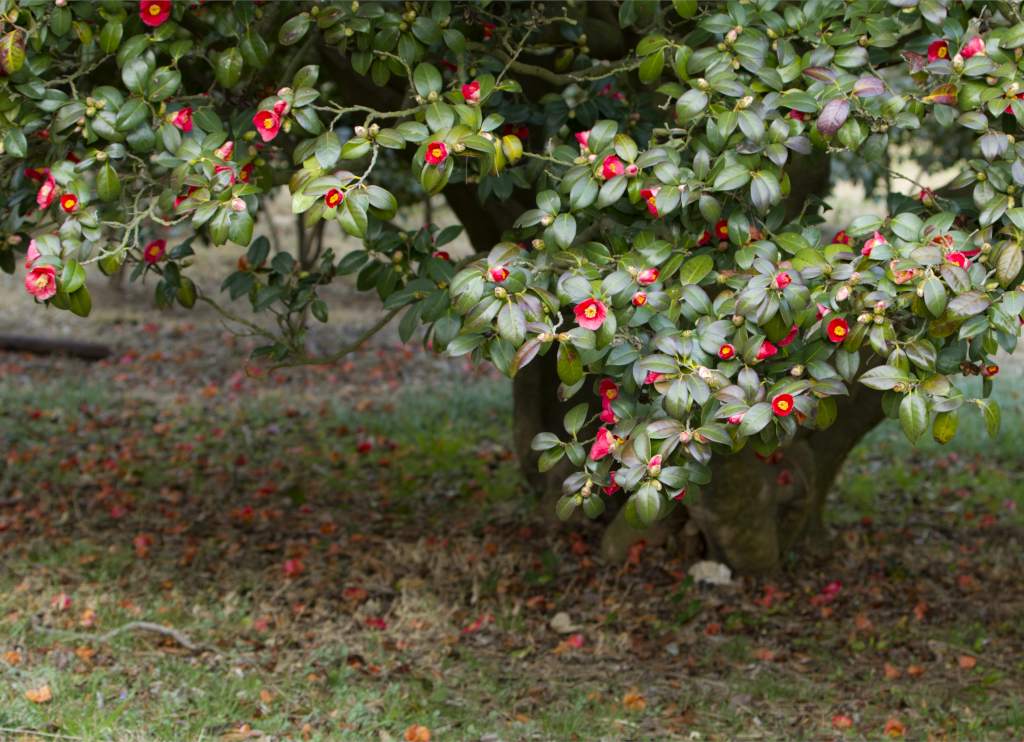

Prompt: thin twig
xmin=268 ymin=307 xmax=401 ymax=370
xmin=33 ymin=619 xmax=212 ymax=653
xmin=0 ymin=728 xmax=83 ymax=741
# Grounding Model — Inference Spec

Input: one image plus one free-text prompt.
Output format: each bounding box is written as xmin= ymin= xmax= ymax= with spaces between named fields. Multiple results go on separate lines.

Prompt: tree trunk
xmin=0 ymin=334 xmax=111 ymax=360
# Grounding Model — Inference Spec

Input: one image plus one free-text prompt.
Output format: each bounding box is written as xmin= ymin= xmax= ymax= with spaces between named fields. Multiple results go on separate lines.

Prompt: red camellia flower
xmin=214 ymin=140 xmax=234 ymax=160
xmin=927 ymin=39 xmax=949 ymax=62
xmin=574 ymin=297 xmax=607 ymax=330
xmin=489 ymin=266 xmax=509 ymax=283
xmin=637 ymin=267 xmax=659 ymax=285
xmin=861 ymin=230 xmax=886 ymax=256
xmin=425 ymin=141 xmax=448 ymax=166
xmin=772 ymin=393 xmax=795 ymax=417
xmin=1005 ymin=93 xmax=1024 ymax=114
xmin=961 ymin=36 xmax=985 ymax=58
xmin=432 ymin=250 xmax=450 ymax=260
xmin=482 ymin=21 xmax=496 ymax=41
xmin=503 ymin=123 xmax=529 ymax=141
xmin=718 ymin=343 xmax=735 ymax=360
xmin=140 ymin=0 xmax=171 ymax=27
xmin=778 ymin=324 xmax=799 ymax=347
xmin=24 ymin=166 xmax=49 ymax=181
xmin=832 ymin=230 xmax=851 ymax=245
xmin=774 ymin=271 xmax=792 ymax=289
xmin=631 ymin=291 xmax=647 ymax=307
xmin=599 ymin=379 xmax=619 ymax=401
xmin=143 ymin=239 xmax=167 ymax=264
xmin=601 ymin=155 xmax=624 ymax=180
xmin=171 ymin=106 xmax=192 ymax=132
xmin=982 ymin=363 xmax=999 ymax=377
xmin=640 ymin=187 xmax=659 ymax=216
xmin=756 ymin=340 xmax=779 ymax=360
xmin=787 ymin=109 xmax=807 ymax=121
xmin=239 ymin=162 xmax=254 ymax=183
xmin=60 ymin=193 xmax=78 ymax=213
xmin=37 ymin=176 xmax=57 ymax=210
xmin=589 ymin=427 xmax=616 ymax=461
xmin=603 ymin=471 xmax=619 ymax=496
xmin=946 ymin=251 xmax=969 ymax=269
xmin=25 ymin=265 xmax=57 ymax=301
xmin=252 ymin=109 xmax=281 ymax=142
xmin=575 ymin=130 xmax=590 ymax=150
xmin=461 ymin=80 xmax=480 ymax=105
xmin=324 ymin=188 xmax=344 ymax=208
xmin=826 ymin=317 xmax=849 ymax=343
xmin=697 ymin=229 xmax=712 ymax=247
xmin=625 ymin=163 xmax=639 ymax=177
xmin=600 ymin=398 xmax=617 ymax=425
xmin=715 ymin=219 xmax=729 ymax=240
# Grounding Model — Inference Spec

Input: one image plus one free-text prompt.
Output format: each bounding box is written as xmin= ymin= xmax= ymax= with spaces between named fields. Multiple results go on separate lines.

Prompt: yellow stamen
xmin=263 ymin=117 xmax=274 ymax=129
xmin=149 ymin=4 xmax=161 ymax=15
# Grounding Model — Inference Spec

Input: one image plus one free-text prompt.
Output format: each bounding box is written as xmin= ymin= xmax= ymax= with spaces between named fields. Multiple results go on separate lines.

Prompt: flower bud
xmin=531 ymin=239 xmax=544 ymax=250
xmin=737 ymin=95 xmax=753 ymax=110
xmin=836 ymin=286 xmax=850 ymax=301
xmin=230 ymin=197 xmax=247 ymax=212
xmin=953 ymin=53 xmax=965 ymax=72
xmin=494 ymin=286 xmax=508 ymax=299
xmin=790 ymin=365 xmax=804 ymax=377
xmin=540 ymin=214 xmax=553 ymax=227
xmin=857 ymin=313 xmax=872 ymax=324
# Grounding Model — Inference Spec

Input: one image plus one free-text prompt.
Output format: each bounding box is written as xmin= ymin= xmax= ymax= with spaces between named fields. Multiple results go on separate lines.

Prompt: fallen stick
xmin=33 ymin=618 xmax=213 ymax=654
xmin=0 ymin=334 xmax=111 ymax=360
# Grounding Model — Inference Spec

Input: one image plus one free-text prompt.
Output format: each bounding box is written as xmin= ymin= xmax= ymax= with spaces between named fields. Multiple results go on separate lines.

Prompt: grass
xmin=1 ymin=342 xmax=1023 ymax=741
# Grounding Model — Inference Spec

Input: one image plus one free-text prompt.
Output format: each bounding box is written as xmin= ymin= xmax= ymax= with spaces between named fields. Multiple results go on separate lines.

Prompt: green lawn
xmin=1 ymin=349 xmax=1022 ymax=741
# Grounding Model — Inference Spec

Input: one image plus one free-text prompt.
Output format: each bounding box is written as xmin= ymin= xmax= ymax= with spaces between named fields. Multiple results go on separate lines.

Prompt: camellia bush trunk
xmin=1 ymin=0 xmax=1020 ymax=575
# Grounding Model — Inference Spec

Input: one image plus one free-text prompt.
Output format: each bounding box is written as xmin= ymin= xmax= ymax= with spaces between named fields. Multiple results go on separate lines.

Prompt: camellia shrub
xmin=2 ymin=0 xmax=1022 ymax=571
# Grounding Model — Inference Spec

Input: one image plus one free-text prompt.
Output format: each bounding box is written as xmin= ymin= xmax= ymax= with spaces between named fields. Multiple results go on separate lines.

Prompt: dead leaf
xmin=403 ymin=725 xmax=431 ymax=742
xmin=907 ymin=664 xmax=925 ymax=678
xmin=24 ymin=685 xmax=52 ymax=704
xmin=883 ymin=663 xmax=901 ymax=680
xmin=754 ymin=648 xmax=776 ymax=662
xmin=958 ymin=655 xmax=977 ymax=670
xmin=2 ymin=650 xmax=21 ymax=666
xmin=623 ymin=689 xmax=647 ymax=712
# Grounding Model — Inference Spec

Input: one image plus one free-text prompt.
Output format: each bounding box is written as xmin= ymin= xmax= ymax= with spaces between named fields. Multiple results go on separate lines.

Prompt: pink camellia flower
xmin=816 ymin=303 xmax=831 ymax=319
xmin=625 ymin=163 xmax=639 ymax=177
xmin=600 ymin=398 xmax=617 ymax=424
xmin=252 ymin=109 xmax=281 ymax=142
xmin=756 ymin=340 xmax=779 ymax=360
xmin=644 ymin=371 xmax=664 ymax=385
xmin=214 ymin=140 xmax=234 ymax=160
xmin=861 ymin=231 xmax=886 ymax=256
xmin=574 ymin=297 xmax=607 ymax=330
xmin=631 ymin=291 xmax=647 ymax=307
xmin=25 ymin=265 xmax=57 ymax=301
xmin=640 ymin=188 xmax=659 ymax=217
xmin=637 ymin=267 xmax=659 ymax=285
xmin=575 ymin=130 xmax=590 ymax=150
xmin=24 ymin=240 xmax=40 ymax=269
xmin=927 ymin=39 xmax=950 ymax=62
xmin=727 ymin=413 xmax=744 ymax=425
xmin=139 ymin=0 xmax=171 ymax=27
xmin=272 ymin=98 xmax=290 ymax=116
xmin=777 ymin=324 xmax=799 ymax=347
xmin=489 ymin=265 xmax=509 ymax=283
xmin=601 ymin=155 xmax=624 ymax=180
xmin=589 ymin=427 xmax=616 ymax=461
xmin=647 ymin=454 xmax=662 ymax=476
xmin=775 ymin=271 xmax=792 ymax=289
xmin=461 ymin=80 xmax=480 ymax=105
xmin=213 ymin=164 xmax=236 ymax=184
xmin=946 ymin=251 xmax=969 ymax=269
xmin=425 ymin=141 xmax=448 ymax=166
xmin=37 ymin=176 xmax=57 ymax=210
xmin=432 ymin=250 xmax=450 ymax=260
xmin=961 ymin=36 xmax=985 ymax=58
xmin=917 ymin=187 xmax=935 ymax=205
xmin=143 ymin=239 xmax=167 ymax=264
xmin=832 ymin=230 xmax=851 ymax=245
xmin=171 ymin=107 xmax=193 ymax=132
xmin=787 ymin=109 xmax=807 ymax=121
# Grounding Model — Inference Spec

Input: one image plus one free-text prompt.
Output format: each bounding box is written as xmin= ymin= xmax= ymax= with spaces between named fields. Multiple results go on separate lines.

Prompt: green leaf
xmin=947 ymin=291 xmax=990 ymax=319
xmin=339 ymin=197 xmax=368 ymax=238
xmin=61 ymin=260 xmax=86 ymax=294
xmin=932 ymin=409 xmax=958 ymax=444
xmin=0 ymin=30 xmax=26 ymax=75
xmin=314 ymin=132 xmax=341 ymax=168
xmin=68 ymin=286 xmax=92 ymax=318
xmin=148 ymin=67 xmax=180 ymax=101
xmin=978 ymin=399 xmax=1000 ymax=438
xmin=858 ymin=365 xmax=910 ymax=390
xmin=2 ymin=128 xmax=27 ymax=158
xmin=738 ymin=402 xmax=772 ymax=437
xmin=550 ymin=214 xmax=576 ymax=249
xmin=279 ymin=13 xmax=311 ymax=46
xmin=713 ymin=164 xmax=751 ymax=191
xmin=563 ymin=403 xmax=589 ymax=436
xmin=557 ymin=343 xmax=583 ymax=385
xmin=632 ymin=484 xmax=662 ymax=526
xmin=531 ymin=432 xmax=561 ymax=451
xmin=899 ymin=392 xmax=928 ymax=444
xmin=413 ymin=63 xmax=443 ymax=97
xmin=215 ymin=47 xmax=244 ymax=89
xmin=677 ymin=254 xmax=714 ymax=286
xmin=100 ymin=21 xmax=123 ymax=54
xmin=97 ymin=162 xmax=121 ymax=201
xmin=996 ymin=243 xmax=1022 ymax=287
xmin=922 ymin=276 xmax=947 ymax=317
